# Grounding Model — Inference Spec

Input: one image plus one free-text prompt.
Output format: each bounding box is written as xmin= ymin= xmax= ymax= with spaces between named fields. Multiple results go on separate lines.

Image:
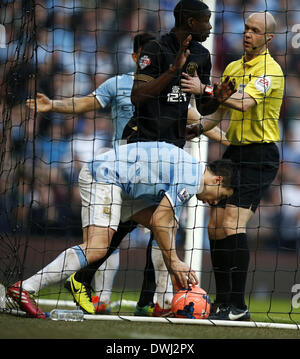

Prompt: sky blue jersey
xmin=93 ymin=73 xmax=134 ymax=148
xmin=88 ymin=142 xmax=205 ymax=221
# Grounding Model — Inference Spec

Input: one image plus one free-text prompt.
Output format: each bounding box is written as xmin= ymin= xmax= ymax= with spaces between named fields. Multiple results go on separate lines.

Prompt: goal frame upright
xmin=184 ymin=0 xmax=216 ymax=288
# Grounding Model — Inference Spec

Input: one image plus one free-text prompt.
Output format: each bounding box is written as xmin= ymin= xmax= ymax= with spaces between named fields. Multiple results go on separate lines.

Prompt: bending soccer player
xmin=180 ymin=12 xmax=284 ymax=321
xmin=27 ymin=20 xmax=230 ymax=315
xmin=7 ymin=141 xmax=237 ymax=318
xmin=26 ymin=32 xmax=159 ymax=315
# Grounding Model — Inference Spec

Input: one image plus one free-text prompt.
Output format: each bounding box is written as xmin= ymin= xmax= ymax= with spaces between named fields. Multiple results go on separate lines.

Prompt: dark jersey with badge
xmin=126 ymin=32 xmax=212 ymax=148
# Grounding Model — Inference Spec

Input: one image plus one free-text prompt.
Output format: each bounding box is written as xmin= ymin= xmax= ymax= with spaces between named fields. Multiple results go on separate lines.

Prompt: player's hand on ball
xmin=169 ymin=259 xmax=198 ymax=290
xmin=26 ymin=92 xmax=52 ymax=112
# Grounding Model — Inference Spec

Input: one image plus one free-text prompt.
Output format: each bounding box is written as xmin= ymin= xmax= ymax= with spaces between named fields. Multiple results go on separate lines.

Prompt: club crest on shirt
xmin=139 ymin=55 xmax=151 ymax=70
xmin=177 ymin=188 xmax=190 ymax=203
xmin=186 ymin=62 xmax=198 ymax=77
xmin=254 ymin=76 xmax=272 ymax=93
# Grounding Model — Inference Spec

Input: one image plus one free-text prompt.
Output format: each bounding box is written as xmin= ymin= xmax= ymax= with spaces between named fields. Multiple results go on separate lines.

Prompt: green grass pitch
xmin=1 ymin=285 xmax=300 ymax=340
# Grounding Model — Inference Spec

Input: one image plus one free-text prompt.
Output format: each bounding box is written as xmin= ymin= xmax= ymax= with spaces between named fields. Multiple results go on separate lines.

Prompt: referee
xmin=205 ymin=12 xmax=284 ymax=321
xmin=180 ymin=11 xmax=284 ymax=320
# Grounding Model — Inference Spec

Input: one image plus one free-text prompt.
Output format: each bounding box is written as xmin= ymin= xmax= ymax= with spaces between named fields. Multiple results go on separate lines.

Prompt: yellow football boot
xmin=69 ymin=273 xmax=95 ymax=314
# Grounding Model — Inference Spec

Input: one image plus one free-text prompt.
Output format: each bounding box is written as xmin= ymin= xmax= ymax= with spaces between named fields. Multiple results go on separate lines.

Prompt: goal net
xmin=0 ymin=0 xmax=300 ymax=327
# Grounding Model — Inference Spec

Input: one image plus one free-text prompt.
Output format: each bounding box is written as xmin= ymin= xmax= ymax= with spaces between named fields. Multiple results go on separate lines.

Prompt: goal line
xmin=1 ymin=285 xmax=299 ymax=330
xmin=1 ymin=305 xmax=299 ymax=331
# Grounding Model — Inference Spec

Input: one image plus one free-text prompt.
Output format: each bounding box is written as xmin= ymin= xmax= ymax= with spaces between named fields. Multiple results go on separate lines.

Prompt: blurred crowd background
xmin=1 ymin=0 xmax=300 ymax=251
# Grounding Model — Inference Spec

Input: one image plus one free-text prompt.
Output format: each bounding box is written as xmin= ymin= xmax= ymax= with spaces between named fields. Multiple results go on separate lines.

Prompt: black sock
xmin=74 ymin=220 xmax=137 ymax=284
xmin=137 ymin=233 xmax=156 ymax=307
xmin=227 ymin=233 xmax=250 ymax=310
xmin=209 ymin=238 xmax=233 ymax=305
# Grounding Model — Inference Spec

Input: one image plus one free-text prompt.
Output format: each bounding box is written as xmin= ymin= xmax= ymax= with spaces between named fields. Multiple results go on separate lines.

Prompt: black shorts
xmin=216 ymin=142 xmax=279 ymax=213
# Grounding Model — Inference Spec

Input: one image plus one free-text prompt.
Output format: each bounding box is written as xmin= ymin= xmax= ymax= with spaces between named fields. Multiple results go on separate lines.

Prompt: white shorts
xmin=79 ymin=164 xmax=154 ymax=231
xmin=79 ymin=165 xmax=122 ymax=231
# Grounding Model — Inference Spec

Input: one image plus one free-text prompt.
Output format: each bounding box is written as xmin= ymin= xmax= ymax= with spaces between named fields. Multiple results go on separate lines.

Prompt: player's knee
xmin=83 ymin=227 xmax=114 ymax=263
xmin=87 ymin=247 xmax=109 ymax=264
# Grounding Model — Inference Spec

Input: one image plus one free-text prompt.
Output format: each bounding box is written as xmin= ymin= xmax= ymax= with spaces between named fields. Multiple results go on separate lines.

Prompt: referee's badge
xmin=139 ymin=55 xmax=151 ymax=70
xmin=238 ymin=84 xmax=246 ymax=94
xmin=186 ymin=62 xmax=198 ymax=77
xmin=254 ymin=76 xmax=272 ymax=93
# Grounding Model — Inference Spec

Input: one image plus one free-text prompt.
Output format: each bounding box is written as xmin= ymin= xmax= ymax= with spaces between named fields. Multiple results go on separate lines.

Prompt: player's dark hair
xmin=207 ymin=159 xmax=239 ymax=189
xmin=133 ymin=33 xmax=156 ymax=53
xmin=174 ymin=0 xmax=210 ymax=27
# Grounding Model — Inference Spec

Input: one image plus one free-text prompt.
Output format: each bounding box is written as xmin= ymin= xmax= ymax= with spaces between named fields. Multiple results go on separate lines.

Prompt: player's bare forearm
xmin=51 ymin=98 xmax=77 ymax=113
xmin=149 ymin=196 xmax=198 ymax=289
xmin=52 ymin=95 xmax=100 ymax=114
xmin=204 ymin=126 xmax=230 ymax=146
xmin=192 ymin=108 xmax=225 ymax=134
xmin=158 ymin=233 xmax=197 ymax=290
xmin=26 ymin=92 xmax=100 ymax=114
xmin=201 ymin=116 xmax=222 ymax=133
xmin=185 ymin=106 xmax=228 ymax=141
xmin=129 ymin=204 xmax=179 ymax=265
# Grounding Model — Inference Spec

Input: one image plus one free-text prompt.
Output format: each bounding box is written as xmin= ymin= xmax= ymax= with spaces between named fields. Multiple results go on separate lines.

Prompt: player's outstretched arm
xmin=26 ymin=93 xmax=101 ymax=114
xmin=186 ymin=107 xmax=229 ymax=145
xmin=203 ymin=127 xmax=230 ymax=146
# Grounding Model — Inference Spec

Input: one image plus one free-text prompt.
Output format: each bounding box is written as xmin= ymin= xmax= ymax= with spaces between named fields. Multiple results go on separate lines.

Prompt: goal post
xmin=184 ymin=0 xmax=216 ymax=287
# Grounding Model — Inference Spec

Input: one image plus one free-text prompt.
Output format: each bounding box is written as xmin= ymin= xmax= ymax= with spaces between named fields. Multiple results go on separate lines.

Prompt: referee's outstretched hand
xmin=171 ymin=34 xmax=192 ymax=72
xmin=214 ymin=76 xmax=236 ymax=103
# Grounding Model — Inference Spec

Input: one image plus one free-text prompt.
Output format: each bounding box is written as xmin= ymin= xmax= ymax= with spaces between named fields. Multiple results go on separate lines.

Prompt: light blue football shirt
xmin=93 ymin=73 xmax=134 ymax=148
xmin=88 ymin=142 xmax=205 ymax=221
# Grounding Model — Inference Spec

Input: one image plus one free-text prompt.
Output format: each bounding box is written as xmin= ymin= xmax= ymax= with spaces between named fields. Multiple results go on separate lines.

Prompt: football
xmin=171 ymin=286 xmax=211 ymax=319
